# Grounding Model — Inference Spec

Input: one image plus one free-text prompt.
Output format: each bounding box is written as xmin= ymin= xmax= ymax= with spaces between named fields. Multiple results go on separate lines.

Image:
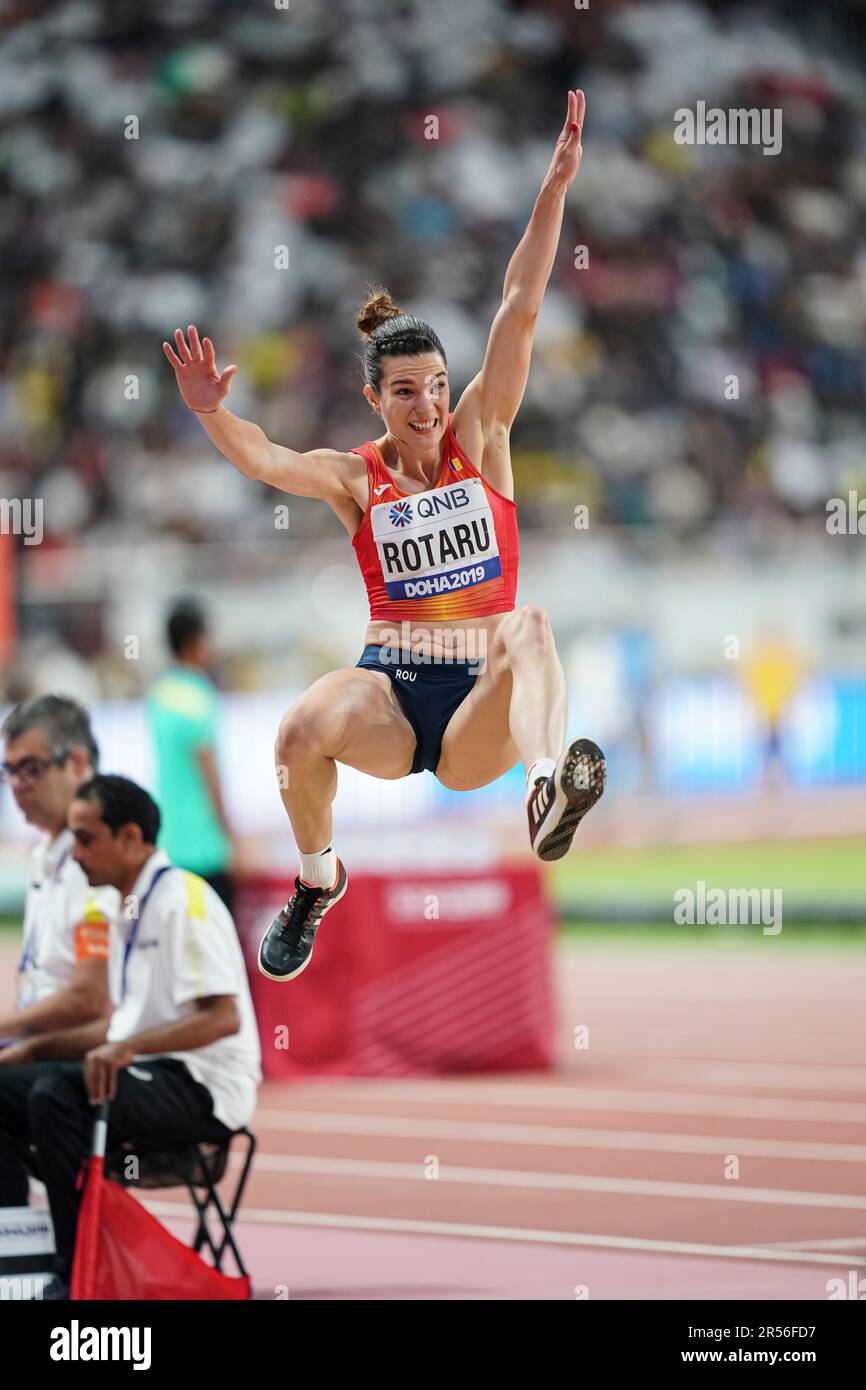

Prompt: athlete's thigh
xmin=285 ymin=667 xmax=416 ymax=780
xmin=435 ymin=656 xmax=520 ymax=791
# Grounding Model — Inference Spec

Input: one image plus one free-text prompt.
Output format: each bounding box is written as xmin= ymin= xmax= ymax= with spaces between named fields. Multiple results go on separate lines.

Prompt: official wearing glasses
xmin=0 ymin=697 xmax=117 ymax=1050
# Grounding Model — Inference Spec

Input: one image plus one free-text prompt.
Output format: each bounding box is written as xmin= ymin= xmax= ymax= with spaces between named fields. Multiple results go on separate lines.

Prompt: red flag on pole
xmin=71 ymin=1106 xmax=251 ymax=1301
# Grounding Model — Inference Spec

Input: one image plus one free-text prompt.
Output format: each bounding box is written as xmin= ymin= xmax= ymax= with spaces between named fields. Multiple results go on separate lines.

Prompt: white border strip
xmin=251 ymin=1109 xmax=866 ymax=1162
xmin=220 ymin=1152 xmax=866 ymax=1209
xmin=141 ymin=1201 xmax=861 ymax=1268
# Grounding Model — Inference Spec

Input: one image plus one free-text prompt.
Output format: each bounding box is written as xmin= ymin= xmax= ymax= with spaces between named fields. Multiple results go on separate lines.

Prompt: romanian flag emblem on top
xmin=449 ymin=457 xmax=462 ymax=473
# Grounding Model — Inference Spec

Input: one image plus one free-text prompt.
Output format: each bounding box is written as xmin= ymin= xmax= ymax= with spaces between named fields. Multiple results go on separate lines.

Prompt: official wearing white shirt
xmin=106 ymin=844 xmax=259 ymax=1133
xmin=0 ymin=774 xmax=261 ymax=1298
xmin=0 ymin=696 xmax=117 ymax=1045
xmin=12 ymin=828 xmax=117 ymax=1014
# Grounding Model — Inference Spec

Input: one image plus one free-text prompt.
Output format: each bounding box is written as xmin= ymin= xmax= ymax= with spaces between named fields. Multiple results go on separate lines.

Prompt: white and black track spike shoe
xmin=257 ymin=860 xmax=348 ymax=982
xmin=527 ymin=738 xmax=606 ymax=862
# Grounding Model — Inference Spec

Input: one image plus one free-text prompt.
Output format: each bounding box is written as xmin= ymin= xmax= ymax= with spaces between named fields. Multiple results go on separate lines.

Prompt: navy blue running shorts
xmin=355 ymin=643 xmax=482 ymax=775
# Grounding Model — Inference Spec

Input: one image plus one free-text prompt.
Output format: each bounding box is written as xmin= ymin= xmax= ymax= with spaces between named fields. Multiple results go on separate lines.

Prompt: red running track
xmin=143 ymin=939 xmax=866 ymax=1300
xmin=3 ymin=936 xmax=864 ymax=1298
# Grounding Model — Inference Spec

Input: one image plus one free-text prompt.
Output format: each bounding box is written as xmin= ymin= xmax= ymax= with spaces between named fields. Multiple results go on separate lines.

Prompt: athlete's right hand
xmin=162 ymin=325 xmax=238 ymax=414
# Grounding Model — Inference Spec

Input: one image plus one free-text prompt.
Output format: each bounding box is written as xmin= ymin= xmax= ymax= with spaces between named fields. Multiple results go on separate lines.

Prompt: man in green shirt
xmin=146 ymin=600 xmax=235 ymax=915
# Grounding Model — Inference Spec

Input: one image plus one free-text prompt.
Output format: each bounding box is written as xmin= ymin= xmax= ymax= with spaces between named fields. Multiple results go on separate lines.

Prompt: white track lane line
xmin=140 ymin=1201 xmax=863 ymax=1267
xmin=757 ymin=1236 xmax=866 ymax=1252
xmin=260 ymin=1083 xmax=866 ymax=1123
xmin=251 ymin=1108 xmax=866 ymax=1162
xmin=232 ymin=1153 xmax=866 ymax=1208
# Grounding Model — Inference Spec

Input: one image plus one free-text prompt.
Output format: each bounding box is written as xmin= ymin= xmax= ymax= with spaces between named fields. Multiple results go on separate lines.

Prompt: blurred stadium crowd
xmin=1 ymin=0 xmax=866 ymax=701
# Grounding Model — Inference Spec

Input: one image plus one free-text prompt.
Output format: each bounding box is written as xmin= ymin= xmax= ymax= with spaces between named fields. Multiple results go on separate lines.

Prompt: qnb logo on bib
xmin=372 ymin=478 xmax=501 ymax=601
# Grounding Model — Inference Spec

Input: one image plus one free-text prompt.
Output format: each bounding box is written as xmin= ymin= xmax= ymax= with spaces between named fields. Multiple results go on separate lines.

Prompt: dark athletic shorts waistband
xmin=355 ymin=644 xmax=481 ymax=773
xmin=356 ymin=643 xmax=485 ymax=678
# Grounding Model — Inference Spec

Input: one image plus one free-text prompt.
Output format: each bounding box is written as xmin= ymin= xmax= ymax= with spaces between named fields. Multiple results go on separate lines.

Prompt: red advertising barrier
xmin=235 ymin=864 xmax=555 ymax=1078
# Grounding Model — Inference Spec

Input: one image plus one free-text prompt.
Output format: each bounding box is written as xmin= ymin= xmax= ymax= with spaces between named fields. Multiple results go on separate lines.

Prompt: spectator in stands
xmin=2 ymin=0 xmax=864 ymax=589
xmin=742 ymin=631 xmax=806 ymax=789
xmin=146 ymin=599 xmax=236 ymax=914
xmin=0 ymin=774 xmax=261 ymax=1300
xmin=0 ymin=697 xmax=116 ymax=1048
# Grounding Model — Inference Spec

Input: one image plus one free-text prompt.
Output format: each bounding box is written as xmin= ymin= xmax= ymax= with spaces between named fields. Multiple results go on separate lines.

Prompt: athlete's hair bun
xmin=356 ymin=285 xmax=446 ymax=392
xmin=356 ymin=285 xmax=404 ymax=339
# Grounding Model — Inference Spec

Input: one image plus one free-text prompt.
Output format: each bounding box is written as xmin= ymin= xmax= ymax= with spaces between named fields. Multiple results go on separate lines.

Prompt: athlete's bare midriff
xmin=326 ymin=415 xmax=515 ymax=663
xmin=362 ymin=610 xmax=507 ymax=662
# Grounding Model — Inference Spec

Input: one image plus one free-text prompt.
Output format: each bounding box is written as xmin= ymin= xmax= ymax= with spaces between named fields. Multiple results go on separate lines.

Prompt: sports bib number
xmin=371 ymin=478 xmax=501 ymax=600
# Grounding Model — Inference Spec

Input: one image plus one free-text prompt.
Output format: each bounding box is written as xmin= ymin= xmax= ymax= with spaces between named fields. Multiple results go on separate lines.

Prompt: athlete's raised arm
xmin=162 ymin=326 xmax=351 ymax=503
xmin=456 ymin=89 xmax=586 ymax=438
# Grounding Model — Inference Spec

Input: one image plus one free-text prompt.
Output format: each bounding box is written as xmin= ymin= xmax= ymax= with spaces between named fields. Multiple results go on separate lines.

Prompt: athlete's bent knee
xmin=275 ymin=703 xmax=329 ymax=763
xmin=502 ymin=603 xmax=553 ymax=654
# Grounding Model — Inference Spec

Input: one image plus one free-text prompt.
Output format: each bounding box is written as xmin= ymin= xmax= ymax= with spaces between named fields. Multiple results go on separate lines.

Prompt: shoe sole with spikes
xmin=529 ymin=738 xmax=606 ymax=862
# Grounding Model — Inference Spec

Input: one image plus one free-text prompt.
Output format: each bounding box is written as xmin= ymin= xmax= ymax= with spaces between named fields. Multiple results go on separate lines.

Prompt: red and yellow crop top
xmin=350 ymin=413 xmax=519 ymax=623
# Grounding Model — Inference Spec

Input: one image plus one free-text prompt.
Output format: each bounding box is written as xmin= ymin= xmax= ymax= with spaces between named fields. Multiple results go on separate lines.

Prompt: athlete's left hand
xmin=548 ymin=89 xmax=585 ymax=188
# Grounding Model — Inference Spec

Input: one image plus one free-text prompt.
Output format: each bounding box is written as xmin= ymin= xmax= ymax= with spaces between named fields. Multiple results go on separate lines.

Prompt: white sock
xmin=299 ymin=843 xmax=338 ymax=890
xmin=526 ymin=757 xmax=556 ymax=797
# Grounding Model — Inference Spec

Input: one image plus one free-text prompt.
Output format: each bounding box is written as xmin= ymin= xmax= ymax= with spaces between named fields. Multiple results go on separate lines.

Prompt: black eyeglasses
xmin=0 ymin=753 xmax=69 ymax=787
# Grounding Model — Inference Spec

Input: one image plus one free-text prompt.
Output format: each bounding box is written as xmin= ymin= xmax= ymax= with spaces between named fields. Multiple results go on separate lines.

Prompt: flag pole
xmin=70 ymin=1099 xmax=110 ymax=1300
xmin=92 ymin=1099 xmax=110 ymax=1159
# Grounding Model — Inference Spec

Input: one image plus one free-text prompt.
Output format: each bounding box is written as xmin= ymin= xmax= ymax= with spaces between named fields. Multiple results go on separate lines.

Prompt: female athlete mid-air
xmin=164 ymin=89 xmax=605 ymax=983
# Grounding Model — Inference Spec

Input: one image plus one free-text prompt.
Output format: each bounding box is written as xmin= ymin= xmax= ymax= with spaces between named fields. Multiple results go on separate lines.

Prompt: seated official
xmin=0 ymin=696 xmax=117 ymax=1048
xmin=0 ymin=774 xmax=261 ymax=1300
